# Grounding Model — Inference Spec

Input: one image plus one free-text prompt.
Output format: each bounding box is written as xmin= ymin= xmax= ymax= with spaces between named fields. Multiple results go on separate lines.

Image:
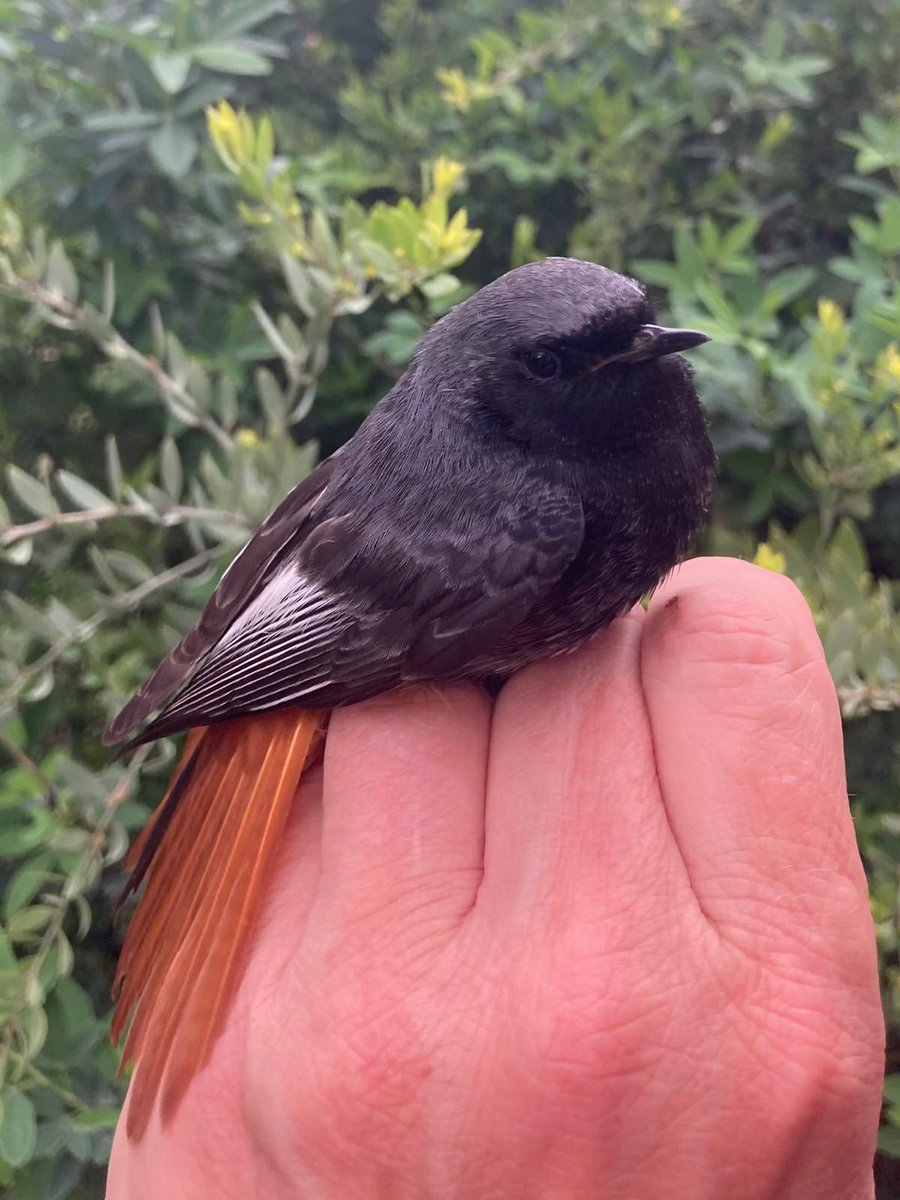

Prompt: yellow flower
xmin=235 ymin=428 xmax=259 ymax=449
xmin=876 ymin=343 xmax=900 ymax=381
xmin=817 ymin=298 xmax=844 ymax=338
xmin=206 ymin=101 xmax=244 ymax=171
xmin=206 ymin=101 xmax=237 ymax=142
xmin=436 ymin=68 xmax=473 ymax=113
xmin=753 ymin=543 xmax=786 ymax=574
xmin=431 ymin=156 xmax=465 ymax=197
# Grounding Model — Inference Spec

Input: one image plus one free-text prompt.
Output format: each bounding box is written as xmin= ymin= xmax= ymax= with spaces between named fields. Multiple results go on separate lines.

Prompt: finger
xmin=480 ymin=609 xmax=687 ymax=932
xmin=641 ymin=556 xmax=871 ymax=938
xmin=315 ymin=685 xmax=491 ymax=927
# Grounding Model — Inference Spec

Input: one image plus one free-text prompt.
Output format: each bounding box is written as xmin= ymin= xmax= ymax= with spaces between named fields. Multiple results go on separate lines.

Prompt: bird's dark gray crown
xmin=423 ymin=257 xmax=653 ymax=361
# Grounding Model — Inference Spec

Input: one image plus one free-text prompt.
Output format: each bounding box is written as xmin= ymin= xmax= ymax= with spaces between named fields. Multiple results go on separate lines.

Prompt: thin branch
xmin=3 ymin=277 xmax=233 ymax=452
xmin=0 ymin=547 xmax=221 ymax=720
xmin=2 ymin=502 xmax=246 ymax=548
xmin=2 ymin=741 xmax=153 ymax=1104
xmin=0 ymin=726 xmax=57 ymax=803
xmin=8 ymin=1052 xmax=89 ymax=1113
xmin=838 ymin=683 xmax=900 ymax=717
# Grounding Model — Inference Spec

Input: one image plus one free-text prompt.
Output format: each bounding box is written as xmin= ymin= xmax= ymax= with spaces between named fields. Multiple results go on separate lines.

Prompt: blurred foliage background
xmin=0 ymin=0 xmax=898 ymax=1195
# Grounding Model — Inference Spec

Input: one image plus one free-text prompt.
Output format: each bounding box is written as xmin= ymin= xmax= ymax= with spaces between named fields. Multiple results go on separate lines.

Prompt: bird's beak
xmin=588 ymin=324 xmax=711 ymax=372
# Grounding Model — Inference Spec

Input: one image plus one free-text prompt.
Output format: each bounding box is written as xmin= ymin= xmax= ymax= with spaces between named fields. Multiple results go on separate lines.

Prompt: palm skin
xmin=107 ymin=558 xmax=884 ymax=1200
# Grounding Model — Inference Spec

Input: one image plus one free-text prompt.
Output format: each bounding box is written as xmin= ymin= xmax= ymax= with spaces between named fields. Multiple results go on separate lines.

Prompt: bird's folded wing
xmin=129 ymin=481 xmax=586 ymax=740
xmin=103 ymin=453 xmax=339 ymax=745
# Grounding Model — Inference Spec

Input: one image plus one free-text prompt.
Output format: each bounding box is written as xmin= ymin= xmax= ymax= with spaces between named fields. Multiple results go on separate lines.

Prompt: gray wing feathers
xmin=103 ymin=455 xmax=337 ymax=744
xmin=107 ymin=451 xmax=585 ymax=743
xmin=146 ymin=569 xmax=353 ymax=730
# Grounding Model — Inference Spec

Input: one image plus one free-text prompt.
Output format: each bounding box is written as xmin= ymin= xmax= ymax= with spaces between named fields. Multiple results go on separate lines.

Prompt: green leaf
xmin=0 ymin=1090 xmax=37 ymax=1168
xmin=102 ymin=259 xmax=116 ymax=322
xmin=43 ymin=977 xmax=97 ymax=1062
xmin=3 ymin=855 xmax=53 ymax=920
xmin=83 ymin=110 xmax=160 ymax=132
xmin=19 ymin=1003 xmax=47 ymax=1059
xmin=255 ymin=367 xmax=286 ymax=428
xmin=419 ymin=272 xmax=460 ymax=299
xmin=148 ymin=123 xmax=198 ymax=179
xmin=160 ymin=437 xmax=183 ymax=500
xmin=22 ymin=670 xmax=54 ymax=704
xmin=825 ymin=609 xmax=857 ymax=663
xmin=104 ymin=551 xmax=154 ymax=584
xmin=192 ymin=44 xmax=273 ymax=76
xmin=209 ymin=0 xmax=291 ymax=40
xmin=82 ymin=21 xmax=166 ymax=53
xmin=149 ymin=53 xmax=192 ymax=94
xmin=721 ymin=217 xmax=761 ymax=262
xmin=4 ymin=593 xmax=57 ymax=641
xmin=694 ymin=281 xmax=742 ymax=333
xmin=6 ymin=466 xmax=58 ymax=519
xmin=309 ymin=208 xmax=340 ymax=267
xmin=256 ymin=115 xmax=274 ymax=172
xmin=45 ymin=242 xmax=78 ymax=303
xmin=71 ymin=1106 xmax=121 ymax=1133
xmin=878 ymin=1125 xmax=900 ymax=1159
xmin=831 ymin=519 xmax=866 ymax=580
xmin=252 ymin=302 xmax=296 ymax=360
xmin=175 ymin=77 xmax=237 ymax=118
xmin=0 ymin=928 xmax=15 ymax=972
xmin=0 ymin=142 xmax=26 ymax=195
xmin=280 ymin=256 xmax=315 ymax=318
xmin=0 ymin=805 xmax=55 ymax=855
xmin=105 ymin=436 xmax=124 ymax=502
xmin=673 ymin=225 xmax=705 ymax=283
xmin=759 ymin=267 xmax=815 ymax=317
xmin=56 ymin=470 xmax=112 ymax=512
xmin=6 ymin=904 xmax=55 ymax=940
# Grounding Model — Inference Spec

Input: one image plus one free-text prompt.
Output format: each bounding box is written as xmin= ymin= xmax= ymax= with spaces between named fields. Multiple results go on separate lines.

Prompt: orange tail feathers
xmin=112 ymin=709 xmax=318 ymax=1140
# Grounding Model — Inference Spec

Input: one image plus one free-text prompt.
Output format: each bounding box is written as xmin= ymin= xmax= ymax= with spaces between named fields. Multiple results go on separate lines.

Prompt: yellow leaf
xmin=431 ymin=156 xmax=465 ymax=198
xmin=206 ymin=101 xmax=242 ymax=170
xmin=876 ymin=343 xmax=900 ymax=382
xmin=753 ymin=543 xmax=786 ymax=574
xmin=436 ymin=68 xmax=473 ymax=113
xmin=817 ymin=298 xmax=845 ymax=337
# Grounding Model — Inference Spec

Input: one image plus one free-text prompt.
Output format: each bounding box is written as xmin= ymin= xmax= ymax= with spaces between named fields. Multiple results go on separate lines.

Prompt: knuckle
xmin=244 ymin=974 xmax=433 ymax=1175
xmin=511 ymin=950 xmax=672 ymax=1097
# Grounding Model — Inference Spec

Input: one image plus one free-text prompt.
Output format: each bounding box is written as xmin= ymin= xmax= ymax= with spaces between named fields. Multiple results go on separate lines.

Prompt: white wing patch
xmin=159 ymin=566 xmax=351 ymax=722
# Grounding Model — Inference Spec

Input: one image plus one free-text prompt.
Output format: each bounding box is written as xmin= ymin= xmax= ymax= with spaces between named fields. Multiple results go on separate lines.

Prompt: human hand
xmin=107 ymin=557 xmax=884 ymax=1200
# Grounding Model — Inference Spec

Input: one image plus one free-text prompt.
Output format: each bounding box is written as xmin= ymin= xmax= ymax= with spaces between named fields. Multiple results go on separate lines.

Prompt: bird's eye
xmin=521 ymin=349 xmax=561 ymax=381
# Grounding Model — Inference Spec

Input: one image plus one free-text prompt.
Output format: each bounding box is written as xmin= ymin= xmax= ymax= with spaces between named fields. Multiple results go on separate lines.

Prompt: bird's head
xmin=416 ymin=257 xmax=710 ymax=458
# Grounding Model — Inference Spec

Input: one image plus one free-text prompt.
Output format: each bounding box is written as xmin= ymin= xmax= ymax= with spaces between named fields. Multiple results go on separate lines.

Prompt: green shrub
xmin=0 ymin=1 xmax=898 ymax=1195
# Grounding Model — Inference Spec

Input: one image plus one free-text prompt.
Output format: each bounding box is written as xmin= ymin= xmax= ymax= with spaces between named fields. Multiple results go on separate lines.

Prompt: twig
xmin=838 ymin=683 xmax=900 ymax=717
xmin=8 ymin=1052 xmax=89 ymax=1113
xmin=25 ymin=743 xmax=152 ymax=985
xmin=2 ymin=502 xmax=246 ymax=548
xmin=4 ymin=277 xmax=233 ymax=452
xmin=2 ymin=742 xmax=153 ymax=1106
xmin=0 ymin=726 xmax=57 ymax=803
xmin=0 ymin=547 xmax=221 ymax=720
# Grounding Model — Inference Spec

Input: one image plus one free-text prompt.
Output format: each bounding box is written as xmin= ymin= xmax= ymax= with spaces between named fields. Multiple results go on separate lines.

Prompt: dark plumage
xmin=105 ymin=257 xmax=715 ymax=746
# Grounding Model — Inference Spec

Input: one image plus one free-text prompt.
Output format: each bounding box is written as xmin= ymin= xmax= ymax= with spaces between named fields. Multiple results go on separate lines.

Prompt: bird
xmin=105 ymin=256 xmax=716 ymax=1138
